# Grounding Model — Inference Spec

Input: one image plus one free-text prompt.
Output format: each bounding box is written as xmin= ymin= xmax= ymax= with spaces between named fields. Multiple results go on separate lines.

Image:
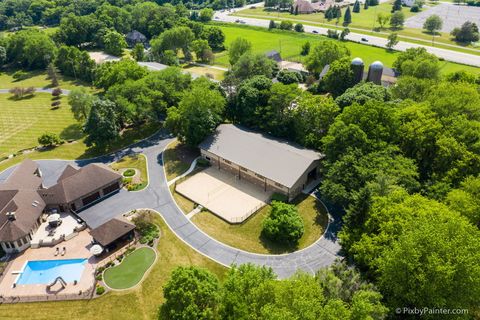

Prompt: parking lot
xmin=405 ymin=4 xmax=480 ymax=33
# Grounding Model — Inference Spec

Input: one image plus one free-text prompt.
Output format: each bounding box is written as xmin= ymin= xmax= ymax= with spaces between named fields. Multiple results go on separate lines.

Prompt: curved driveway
xmin=0 ymin=131 xmax=341 ymax=279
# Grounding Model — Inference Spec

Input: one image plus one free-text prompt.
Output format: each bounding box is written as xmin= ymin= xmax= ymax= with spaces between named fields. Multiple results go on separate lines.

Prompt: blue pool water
xmin=16 ymin=259 xmax=87 ymax=285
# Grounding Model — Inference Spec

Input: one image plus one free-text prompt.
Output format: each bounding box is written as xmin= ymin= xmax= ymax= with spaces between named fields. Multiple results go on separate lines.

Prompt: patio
xmin=30 ymin=213 xmax=85 ymax=248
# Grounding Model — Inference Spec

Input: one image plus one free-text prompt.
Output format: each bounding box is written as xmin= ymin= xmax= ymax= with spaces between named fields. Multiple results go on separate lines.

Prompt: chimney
xmin=6 ymin=211 xmax=16 ymax=221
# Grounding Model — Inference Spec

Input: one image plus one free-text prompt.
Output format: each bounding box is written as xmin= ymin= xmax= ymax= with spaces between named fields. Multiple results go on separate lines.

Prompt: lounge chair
xmin=61 ymin=247 xmax=66 ymax=256
xmin=54 ymin=247 xmax=59 ymax=256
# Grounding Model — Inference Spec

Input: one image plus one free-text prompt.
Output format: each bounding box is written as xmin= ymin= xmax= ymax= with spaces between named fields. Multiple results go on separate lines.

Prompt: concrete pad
xmin=176 ymin=167 xmax=272 ymax=223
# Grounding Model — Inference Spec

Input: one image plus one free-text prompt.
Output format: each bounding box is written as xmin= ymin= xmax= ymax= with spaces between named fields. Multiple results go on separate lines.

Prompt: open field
xmin=0 ymin=215 xmax=226 ymax=320
xmin=191 ymin=194 xmax=329 ymax=254
xmin=215 ymin=24 xmax=480 ymax=74
xmin=103 ymin=247 xmax=156 ymax=290
xmin=233 ymin=3 xmax=480 ymax=52
xmin=0 ymin=122 xmax=160 ymax=173
xmin=111 ymin=154 xmax=149 ymax=191
xmin=183 ymin=65 xmax=226 ymax=81
xmin=0 ymin=93 xmax=82 ymax=158
xmin=0 ymin=69 xmax=95 ymax=91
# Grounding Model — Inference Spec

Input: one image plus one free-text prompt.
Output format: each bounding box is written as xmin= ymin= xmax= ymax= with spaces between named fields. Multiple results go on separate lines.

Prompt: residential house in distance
xmin=292 ymin=0 xmax=315 ymax=13
xmin=0 ymin=160 xmax=122 ymax=253
xmin=199 ymin=124 xmax=323 ymax=200
xmin=125 ymin=30 xmax=148 ymax=48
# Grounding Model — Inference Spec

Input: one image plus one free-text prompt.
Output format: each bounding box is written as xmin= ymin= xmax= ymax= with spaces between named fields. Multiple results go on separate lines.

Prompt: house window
xmin=255 ymin=173 xmax=264 ymax=179
xmin=16 ymin=240 xmax=22 ymax=247
xmin=275 ymin=182 xmax=283 ymax=188
xmin=223 ymin=159 xmax=232 ymax=164
xmin=4 ymin=242 xmax=11 ymax=249
xmin=240 ymin=167 xmax=248 ymax=172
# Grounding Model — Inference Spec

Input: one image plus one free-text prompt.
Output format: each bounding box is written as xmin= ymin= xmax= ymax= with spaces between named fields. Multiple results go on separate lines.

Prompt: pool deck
xmin=0 ymin=231 xmax=96 ymax=301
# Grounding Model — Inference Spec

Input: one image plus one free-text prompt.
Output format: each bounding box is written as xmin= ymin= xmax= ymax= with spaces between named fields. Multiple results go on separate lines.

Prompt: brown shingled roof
xmin=41 ymin=163 xmax=122 ymax=205
xmin=89 ymin=217 xmax=135 ymax=246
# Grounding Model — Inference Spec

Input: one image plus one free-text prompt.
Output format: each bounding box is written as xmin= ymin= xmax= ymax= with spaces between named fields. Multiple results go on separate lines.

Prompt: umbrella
xmin=47 ymin=213 xmax=60 ymax=223
xmin=90 ymin=244 xmax=103 ymax=256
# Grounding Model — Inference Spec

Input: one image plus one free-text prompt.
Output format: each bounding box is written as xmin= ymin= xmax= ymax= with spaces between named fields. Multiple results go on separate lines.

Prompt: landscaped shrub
xmin=123 ymin=169 xmax=136 ymax=177
xmin=197 ymin=158 xmax=210 ymax=167
xmin=270 ymin=193 xmax=289 ymax=202
xmin=96 ymin=286 xmax=105 ymax=295
xmin=262 ymin=201 xmax=304 ymax=245
xmin=51 ymin=100 xmax=61 ymax=108
xmin=12 ymin=70 xmax=28 ymax=81
xmin=95 ymin=274 xmax=103 ymax=281
xmin=51 ymin=87 xmax=63 ymax=97
xmin=38 ymin=132 xmax=62 ymax=147
xmin=132 ymin=211 xmax=159 ymax=245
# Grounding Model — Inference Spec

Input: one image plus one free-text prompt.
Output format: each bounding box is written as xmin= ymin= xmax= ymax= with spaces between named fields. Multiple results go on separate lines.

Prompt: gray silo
xmin=367 ymin=61 xmax=384 ymax=85
xmin=351 ymin=57 xmax=364 ymax=84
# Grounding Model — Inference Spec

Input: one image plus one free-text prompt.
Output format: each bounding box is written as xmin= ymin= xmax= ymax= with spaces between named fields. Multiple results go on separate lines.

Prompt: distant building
xmin=265 ymin=50 xmax=282 ymax=62
xmin=125 ymin=30 xmax=148 ymax=48
xmin=199 ymin=124 xmax=323 ymax=200
xmin=401 ymin=0 xmax=415 ymax=7
xmin=293 ymin=0 xmax=315 ymax=14
xmin=0 ymin=160 xmax=122 ymax=253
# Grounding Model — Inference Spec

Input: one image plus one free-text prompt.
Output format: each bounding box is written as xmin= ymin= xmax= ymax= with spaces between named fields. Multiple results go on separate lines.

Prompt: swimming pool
xmin=16 ymin=259 xmax=87 ymax=285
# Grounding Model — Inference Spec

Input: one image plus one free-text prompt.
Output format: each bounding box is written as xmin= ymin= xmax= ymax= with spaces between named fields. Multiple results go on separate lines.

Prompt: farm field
xmin=215 ymin=24 xmax=480 ymax=74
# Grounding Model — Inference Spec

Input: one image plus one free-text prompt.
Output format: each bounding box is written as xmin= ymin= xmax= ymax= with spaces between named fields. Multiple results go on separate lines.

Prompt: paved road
xmin=0 ymin=132 xmax=342 ymax=279
xmin=217 ymin=4 xmax=480 ymax=67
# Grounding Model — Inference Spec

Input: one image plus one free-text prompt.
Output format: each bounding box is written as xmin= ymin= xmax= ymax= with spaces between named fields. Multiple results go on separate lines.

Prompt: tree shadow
xmin=59 ymin=123 xmax=85 ymax=141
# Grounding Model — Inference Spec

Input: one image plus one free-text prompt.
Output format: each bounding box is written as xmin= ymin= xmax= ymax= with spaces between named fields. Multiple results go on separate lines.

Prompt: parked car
xmin=312 ymin=30 xmax=319 ymax=34
xmin=361 ymin=37 xmax=369 ymax=42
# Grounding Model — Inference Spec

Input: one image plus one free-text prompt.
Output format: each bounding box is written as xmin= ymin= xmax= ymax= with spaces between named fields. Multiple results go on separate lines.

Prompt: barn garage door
xmin=82 ymin=192 xmax=100 ymax=206
xmin=103 ymin=182 xmax=120 ymax=195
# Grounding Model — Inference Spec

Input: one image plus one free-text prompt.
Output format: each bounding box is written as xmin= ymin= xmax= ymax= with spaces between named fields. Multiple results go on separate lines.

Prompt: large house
xmin=0 ymin=160 xmax=122 ymax=253
xmin=199 ymin=124 xmax=323 ymax=201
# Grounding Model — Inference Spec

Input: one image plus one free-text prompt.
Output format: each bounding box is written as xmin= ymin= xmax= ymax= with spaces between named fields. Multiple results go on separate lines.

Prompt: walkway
xmin=0 ymin=88 xmax=71 ymax=95
xmin=0 ymin=132 xmax=341 ymax=279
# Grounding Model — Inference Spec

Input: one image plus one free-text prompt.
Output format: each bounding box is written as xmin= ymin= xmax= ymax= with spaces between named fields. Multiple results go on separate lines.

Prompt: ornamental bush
xmin=262 ymin=201 xmax=304 ymax=245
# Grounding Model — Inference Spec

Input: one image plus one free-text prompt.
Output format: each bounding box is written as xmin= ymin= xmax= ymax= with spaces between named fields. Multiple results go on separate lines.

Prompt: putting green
xmin=103 ymin=247 xmax=156 ymax=290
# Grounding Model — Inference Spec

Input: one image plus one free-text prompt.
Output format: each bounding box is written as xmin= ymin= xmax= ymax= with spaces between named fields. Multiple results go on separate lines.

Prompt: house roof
xmin=294 ymin=0 xmax=315 ymax=13
xmin=265 ymin=50 xmax=282 ymax=62
xmin=0 ymin=160 xmax=45 ymax=242
xmin=41 ymin=163 xmax=122 ymax=205
xmin=89 ymin=217 xmax=135 ymax=246
xmin=126 ymin=30 xmax=147 ymax=41
xmin=199 ymin=124 xmax=322 ymax=188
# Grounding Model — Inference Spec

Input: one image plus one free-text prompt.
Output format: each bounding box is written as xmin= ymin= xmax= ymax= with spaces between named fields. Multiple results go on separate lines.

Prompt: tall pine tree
xmin=343 ymin=6 xmax=352 ymax=25
xmin=364 ymin=0 xmax=369 ymax=10
xmin=353 ymin=0 xmax=361 ymax=13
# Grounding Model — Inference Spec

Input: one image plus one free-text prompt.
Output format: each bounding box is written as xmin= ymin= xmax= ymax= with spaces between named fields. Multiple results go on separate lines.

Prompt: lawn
xmin=191 ymin=194 xmax=329 ymax=254
xmin=233 ymin=4 xmax=480 ymax=52
xmin=183 ymin=64 xmax=226 ymax=81
xmin=0 ymin=122 xmax=160 ymax=173
xmin=0 ymin=69 xmax=95 ymax=91
xmin=0 ymin=214 xmax=227 ymax=320
xmin=163 ymin=140 xmax=199 ymax=181
xmin=103 ymin=247 xmax=156 ymax=290
xmin=215 ymin=24 xmax=480 ymax=75
xmin=0 ymin=93 xmax=83 ymax=158
xmin=111 ymin=154 xmax=149 ymax=191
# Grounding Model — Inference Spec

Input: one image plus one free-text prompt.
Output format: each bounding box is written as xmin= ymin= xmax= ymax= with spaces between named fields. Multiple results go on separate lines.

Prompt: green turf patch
xmin=103 ymin=247 xmax=156 ymax=290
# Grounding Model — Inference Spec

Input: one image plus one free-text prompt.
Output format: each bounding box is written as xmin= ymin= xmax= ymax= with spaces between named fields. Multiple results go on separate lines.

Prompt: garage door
xmin=82 ymin=192 xmax=100 ymax=206
xmin=103 ymin=182 xmax=120 ymax=195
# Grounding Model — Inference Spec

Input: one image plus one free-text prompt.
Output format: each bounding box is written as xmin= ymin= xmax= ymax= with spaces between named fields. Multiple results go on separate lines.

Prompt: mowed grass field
xmin=0 ymin=93 xmax=83 ymax=158
xmin=0 ymin=215 xmax=227 ymax=320
xmin=215 ymin=24 xmax=480 ymax=74
xmin=0 ymin=69 xmax=95 ymax=91
xmin=233 ymin=3 xmax=479 ymax=51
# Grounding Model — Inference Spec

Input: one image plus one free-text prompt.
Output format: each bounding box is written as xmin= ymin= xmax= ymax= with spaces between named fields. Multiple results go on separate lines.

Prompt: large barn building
xmin=199 ymin=124 xmax=323 ymax=201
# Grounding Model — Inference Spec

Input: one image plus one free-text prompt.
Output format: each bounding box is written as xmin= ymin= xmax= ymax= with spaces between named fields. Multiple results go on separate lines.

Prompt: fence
xmin=0 ymin=286 xmax=94 ymax=304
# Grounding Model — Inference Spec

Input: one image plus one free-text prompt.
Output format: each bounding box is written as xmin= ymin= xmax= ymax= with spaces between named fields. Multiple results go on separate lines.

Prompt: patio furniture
xmin=89 ymin=244 xmax=103 ymax=256
xmin=61 ymin=247 xmax=66 ymax=256
xmin=54 ymin=247 xmax=59 ymax=256
xmin=48 ymin=213 xmax=61 ymax=227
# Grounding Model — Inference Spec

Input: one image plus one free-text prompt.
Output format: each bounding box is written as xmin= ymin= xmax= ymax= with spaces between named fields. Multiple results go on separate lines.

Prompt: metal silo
xmin=367 ymin=61 xmax=384 ymax=85
xmin=351 ymin=57 xmax=364 ymax=84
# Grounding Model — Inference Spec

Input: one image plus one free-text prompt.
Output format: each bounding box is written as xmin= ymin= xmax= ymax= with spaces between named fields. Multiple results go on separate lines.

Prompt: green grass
xmin=0 ymin=215 xmax=226 ymax=320
xmin=183 ymin=64 xmax=226 ymax=81
xmin=163 ymin=140 xmax=199 ymax=181
xmin=111 ymin=154 xmax=149 ymax=191
xmin=0 ymin=93 xmax=83 ymax=158
xmin=0 ymin=69 xmax=96 ymax=91
xmin=191 ymin=194 xmax=329 ymax=254
xmin=215 ymin=24 xmax=480 ymax=75
xmin=0 ymin=122 xmax=160 ymax=173
xmin=103 ymin=247 xmax=156 ymax=290
xmin=233 ymin=4 xmax=480 ymax=53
